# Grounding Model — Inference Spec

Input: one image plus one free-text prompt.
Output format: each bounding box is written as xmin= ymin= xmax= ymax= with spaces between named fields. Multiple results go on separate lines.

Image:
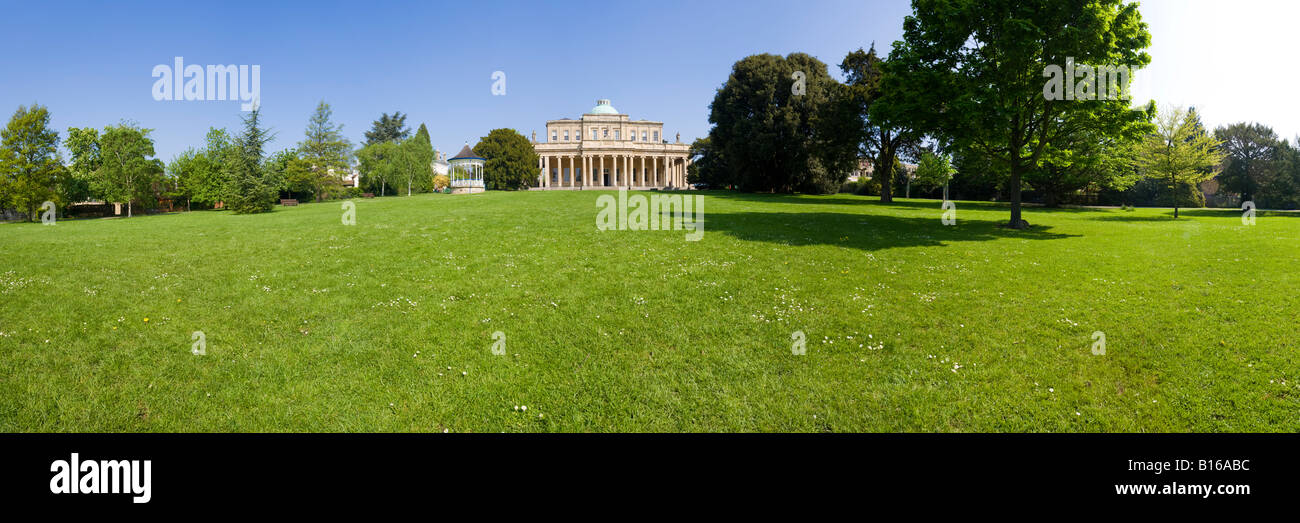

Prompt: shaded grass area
xmin=1 ymin=190 xmax=1296 ymax=432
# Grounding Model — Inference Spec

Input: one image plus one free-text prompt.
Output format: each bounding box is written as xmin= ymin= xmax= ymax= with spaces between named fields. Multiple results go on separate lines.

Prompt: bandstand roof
xmin=450 ymin=144 xmax=484 ymax=161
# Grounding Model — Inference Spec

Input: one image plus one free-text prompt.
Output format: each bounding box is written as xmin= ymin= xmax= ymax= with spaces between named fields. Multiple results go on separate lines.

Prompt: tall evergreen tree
xmin=364 ymin=112 xmax=410 ymax=145
xmin=225 ymin=109 xmax=277 ymax=214
xmin=299 ymin=101 xmax=353 ymax=190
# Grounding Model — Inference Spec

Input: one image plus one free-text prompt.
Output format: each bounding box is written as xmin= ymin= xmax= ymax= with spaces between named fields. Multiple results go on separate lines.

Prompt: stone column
xmin=543 ymin=156 xmax=550 ymax=188
xmin=599 ymin=156 xmax=605 ymax=187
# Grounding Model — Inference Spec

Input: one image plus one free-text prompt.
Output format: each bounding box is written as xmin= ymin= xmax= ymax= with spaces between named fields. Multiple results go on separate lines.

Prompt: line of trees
xmin=0 ymin=100 xmax=458 ymax=220
xmin=691 ymin=0 xmax=1300 ymax=221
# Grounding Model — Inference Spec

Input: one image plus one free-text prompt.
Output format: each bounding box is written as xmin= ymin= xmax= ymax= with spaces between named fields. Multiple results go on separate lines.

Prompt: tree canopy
xmin=94 ymin=123 xmax=163 ymax=218
xmin=0 ymin=104 xmax=63 ymax=221
xmin=706 ymin=52 xmax=859 ymax=193
xmin=364 ymin=112 xmax=410 ymax=146
xmin=1133 ymin=106 xmax=1224 ymax=218
xmin=883 ymin=0 xmax=1155 ymax=227
xmin=475 ymin=128 xmax=538 ymax=191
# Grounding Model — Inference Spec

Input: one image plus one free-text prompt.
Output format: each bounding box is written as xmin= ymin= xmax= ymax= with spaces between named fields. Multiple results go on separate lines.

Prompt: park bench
xmin=280 ymin=199 xmax=299 ymax=206
xmin=363 ymin=193 xmax=375 ymax=198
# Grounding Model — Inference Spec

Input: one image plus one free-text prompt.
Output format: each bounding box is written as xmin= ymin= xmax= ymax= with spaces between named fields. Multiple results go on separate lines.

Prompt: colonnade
xmin=537 ymin=153 xmax=688 ymax=189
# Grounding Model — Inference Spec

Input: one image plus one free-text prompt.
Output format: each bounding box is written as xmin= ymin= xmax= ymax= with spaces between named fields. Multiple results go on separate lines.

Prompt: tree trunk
xmin=878 ymin=150 xmax=895 ymax=204
xmin=128 ymin=200 xmax=132 ymax=218
xmin=1008 ymin=161 xmax=1024 ymax=228
xmin=1171 ymin=173 xmax=1178 ymax=219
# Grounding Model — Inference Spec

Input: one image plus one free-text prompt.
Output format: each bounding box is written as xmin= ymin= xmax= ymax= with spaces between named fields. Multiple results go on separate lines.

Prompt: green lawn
xmin=1 ymin=190 xmax=1297 ymax=432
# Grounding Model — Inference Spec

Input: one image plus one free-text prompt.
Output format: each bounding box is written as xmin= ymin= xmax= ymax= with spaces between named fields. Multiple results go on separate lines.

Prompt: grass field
xmin=2 ymin=190 xmax=1297 ymax=432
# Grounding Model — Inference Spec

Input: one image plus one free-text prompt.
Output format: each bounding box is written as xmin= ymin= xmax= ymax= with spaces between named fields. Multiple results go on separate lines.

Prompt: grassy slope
xmin=1 ymin=190 xmax=1296 ymax=432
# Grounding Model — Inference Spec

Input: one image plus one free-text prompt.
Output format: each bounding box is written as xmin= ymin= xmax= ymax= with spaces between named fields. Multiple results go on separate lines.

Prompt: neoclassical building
xmin=532 ymin=99 xmax=691 ymax=189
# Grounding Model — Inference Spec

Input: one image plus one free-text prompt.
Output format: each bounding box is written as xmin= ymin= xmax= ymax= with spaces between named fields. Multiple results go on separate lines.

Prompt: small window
xmin=653 ymin=131 xmax=659 ymax=142
xmin=592 ymin=129 xmax=598 ymax=140
xmin=642 ymin=131 xmax=647 ymax=141
xmin=564 ymin=130 xmax=569 ymax=141
xmin=630 ymin=131 xmax=636 ymax=141
xmin=603 ymin=128 xmax=609 ymax=138
xmin=614 ymin=130 xmax=620 ymax=140
xmin=551 ymin=131 xmax=557 ymax=142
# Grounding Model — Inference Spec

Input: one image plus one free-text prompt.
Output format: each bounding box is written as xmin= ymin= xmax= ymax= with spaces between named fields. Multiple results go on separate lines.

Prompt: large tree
xmin=225 ymin=109 xmax=277 ymax=214
xmin=475 ymin=128 xmax=538 ymax=191
xmin=1133 ymin=106 xmax=1224 ymax=218
xmin=299 ymin=101 xmax=353 ymax=195
xmin=1027 ymin=124 xmax=1146 ymax=207
xmin=687 ymin=136 xmax=731 ymax=188
xmin=356 ymin=140 xmax=400 ymax=196
xmin=364 ymin=111 xmax=410 ymax=146
xmin=94 ymin=123 xmax=163 ymax=218
xmin=706 ymin=52 xmax=859 ymax=193
xmin=0 ymin=104 xmax=63 ymax=221
xmin=62 ymin=127 xmax=101 ymax=208
xmin=884 ymin=0 xmax=1155 ymax=228
xmin=401 ymin=124 xmax=435 ymax=195
xmin=842 ymin=45 xmax=922 ymax=203
xmin=1214 ymin=122 xmax=1279 ymax=206
xmin=1262 ymin=140 xmax=1300 ymax=209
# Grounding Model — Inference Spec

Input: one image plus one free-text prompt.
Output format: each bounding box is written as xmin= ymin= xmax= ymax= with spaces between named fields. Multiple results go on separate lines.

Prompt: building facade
xmin=532 ymin=99 xmax=691 ymax=189
xmin=432 ymin=149 xmax=449 ymax=176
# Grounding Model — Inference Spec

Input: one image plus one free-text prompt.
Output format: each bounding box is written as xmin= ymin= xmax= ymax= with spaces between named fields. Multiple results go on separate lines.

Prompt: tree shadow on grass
xmin=697 ymin=209 xmax=1078 ymax=252
xmin=700 ymin=190 xmax=1105 ymax=215
xmin=1089 ymin=208 xmax=1300 ymax=222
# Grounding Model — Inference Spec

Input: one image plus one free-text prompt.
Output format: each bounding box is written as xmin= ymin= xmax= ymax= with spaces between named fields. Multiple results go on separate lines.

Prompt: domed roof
xmin=589 ymin=99 xmax=619 ymax=115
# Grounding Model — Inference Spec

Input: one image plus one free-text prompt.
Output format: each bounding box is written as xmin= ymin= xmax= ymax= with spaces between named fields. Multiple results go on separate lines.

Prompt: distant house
xmin=432 ymin=149 xmax=449 ymax=176
xmin=330 ymin=166 xmax=360 ymax=188
xmin=848 ymin=157 xmax=917 ymax=182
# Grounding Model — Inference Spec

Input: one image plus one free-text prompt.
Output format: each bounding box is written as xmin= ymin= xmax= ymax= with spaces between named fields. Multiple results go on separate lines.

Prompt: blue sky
xmin=0 ymin=0 xmax=1295 ymax=162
